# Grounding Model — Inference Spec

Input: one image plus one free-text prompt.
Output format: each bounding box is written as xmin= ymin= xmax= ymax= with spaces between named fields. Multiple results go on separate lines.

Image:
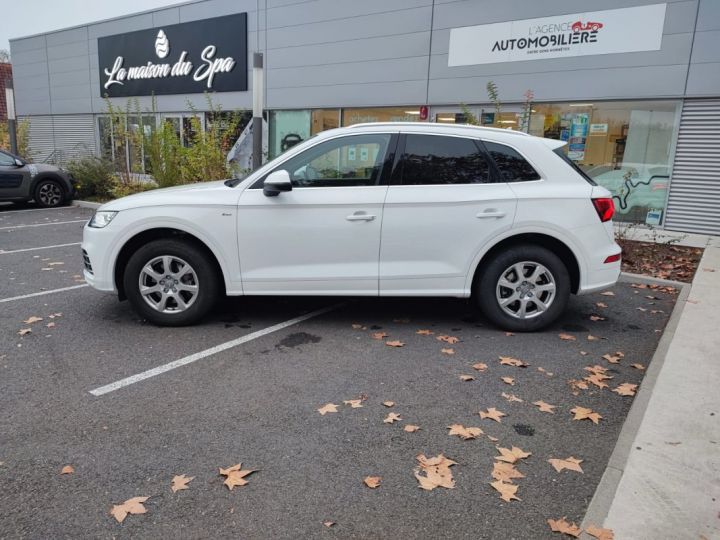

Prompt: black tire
xmin=123 ymin=239 xmax=220 ymax=326
xmin=34 ymin=179 xmax=67 ymax=208
xmin=474 ymin=244 xmax=570 ymax=332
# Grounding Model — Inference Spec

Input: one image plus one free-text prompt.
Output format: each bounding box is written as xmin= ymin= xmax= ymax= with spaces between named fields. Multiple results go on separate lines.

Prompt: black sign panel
xmin=98 ymin=13 xmax=247 ymax=97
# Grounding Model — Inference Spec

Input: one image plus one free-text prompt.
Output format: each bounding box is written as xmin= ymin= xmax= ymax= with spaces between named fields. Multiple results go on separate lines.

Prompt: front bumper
xmin=81 ymin=222 xmax=118 ymax=293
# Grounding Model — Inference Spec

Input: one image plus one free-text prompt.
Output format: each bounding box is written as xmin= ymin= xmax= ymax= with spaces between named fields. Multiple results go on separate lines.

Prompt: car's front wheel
xmin=34 ymin=179 xmax=66 ymax=208
xmin=123 ymin=239 xmax=220 ymax=326
xmin=475 ymin=244 xmax=570 ymax=332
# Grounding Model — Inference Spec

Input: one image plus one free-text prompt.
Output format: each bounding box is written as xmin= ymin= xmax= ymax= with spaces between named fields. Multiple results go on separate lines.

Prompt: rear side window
xmin=400 ymin=134 xmax=491 ymax=185
xmin=484 ymin=141 xmax=540 ymax=182
xmin=553 ymin=148 xmax=597 ymax=186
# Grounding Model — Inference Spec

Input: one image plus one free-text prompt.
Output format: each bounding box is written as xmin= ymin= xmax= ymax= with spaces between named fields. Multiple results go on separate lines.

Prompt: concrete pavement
xmin=587 ymin=242 xmax=720 ymax=539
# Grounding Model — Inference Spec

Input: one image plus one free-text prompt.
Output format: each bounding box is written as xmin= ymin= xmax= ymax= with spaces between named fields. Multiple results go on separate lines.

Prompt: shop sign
xmin=448 ymin=4 xmax=666 ymax=66
xmin=98 ymin=14 xmax=247 ymax=97
xmin=589 ymin=123 xmax=608 ymax=135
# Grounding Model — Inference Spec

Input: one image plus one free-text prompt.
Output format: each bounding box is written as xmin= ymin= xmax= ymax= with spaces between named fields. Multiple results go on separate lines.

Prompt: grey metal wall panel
xmin=267 ymin=80 xmax=428 ymax=109
xmin=266 ymin=0 xmax=431 ymax=28
xmin=87 ymin=14 xmax=155 ymax=39
xmin=696 ymin=0 xmax=720 ymax=31
xmin=45 ymin=27 xmax=88 ymax=47
xmin=46 ymin=41 xmax=89 ymax=61
xmin=179 ymin=0 xmax=258 ymax=25
xmin=12 ymin=60 xmax=50 ymax=79
xmin=9 ymin=35 xmax=45 ymax=53
xmin=11 ymin=47 xmax=48 ymax=65
xmin=689 ymin=29 xmax=720 ymax=63
xmin=665 ymin=99 xmax=720 ymax=234
xmin=49 ymin=69 xmax=91 ymax=89
xmin=152 ymin=8 xmax=181 ymax=27
xmin=48 ymin=56 xmax=90 ymax=74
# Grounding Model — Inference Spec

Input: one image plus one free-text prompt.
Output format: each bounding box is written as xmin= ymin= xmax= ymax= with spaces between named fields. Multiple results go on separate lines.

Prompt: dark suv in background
xmin=0 ymin=149 xmax=76 ymax=208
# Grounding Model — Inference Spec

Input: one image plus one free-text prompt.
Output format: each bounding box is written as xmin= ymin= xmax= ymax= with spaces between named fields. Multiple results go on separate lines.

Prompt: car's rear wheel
xmin=475 ymin=244 xmax=570 ymax=332
xmin=123 ymin=239 xmax=219 ymax=326
xmin=34 ymin=179 xmax=66 ymax=208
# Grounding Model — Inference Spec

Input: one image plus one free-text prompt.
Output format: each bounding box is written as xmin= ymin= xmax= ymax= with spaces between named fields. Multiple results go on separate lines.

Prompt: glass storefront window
xmin=531 ymin=100 xmax=680 ymax=224
xmin=268 ymin=110 xmax=311 ymax=159
xmin=342 ymin=106 xmax=422 ymax=126
xmin=311 ymin=109 xmax=340 ymax=135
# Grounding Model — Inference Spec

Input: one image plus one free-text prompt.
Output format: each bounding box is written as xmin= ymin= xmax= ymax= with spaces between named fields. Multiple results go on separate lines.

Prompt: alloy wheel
xmin=495 ymin=261 xmax=557 ymax=319
xmin=138 ymin=255 xmax=199 ymax=314
xmin=38 ymin=183 xmax=63 ymax=206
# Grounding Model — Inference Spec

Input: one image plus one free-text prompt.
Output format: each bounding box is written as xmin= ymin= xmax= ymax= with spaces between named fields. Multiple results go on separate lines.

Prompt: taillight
xmin=592 ymin=198 xmax=615 ymax=222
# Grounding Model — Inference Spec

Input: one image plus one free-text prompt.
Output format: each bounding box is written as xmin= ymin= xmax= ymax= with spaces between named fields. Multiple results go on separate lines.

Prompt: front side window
xmin=484 ymin=141 xmax=541 ymax=182
xmin=0 ymin=151 xmax=16 ymax=166
xmin=400 ymin=134 xmax=490 ymax=185
xmin=271 ymin=134 xmax=391 ymax=188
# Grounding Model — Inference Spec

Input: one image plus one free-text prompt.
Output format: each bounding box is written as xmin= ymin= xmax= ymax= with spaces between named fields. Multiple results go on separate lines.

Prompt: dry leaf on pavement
xmin=414 ymin=454 xmax=457 ymax=491
xmin=570 ymin=406 xmax=602 ymax=424
xmin=385 ymin=340 xmax=404 ymax=347
xmin=479 ymin=407 xmax=506 ymax=422
xmin=371 ymin=332 xmax=388 ymax=340
xmin=323 ymin=520 xmax=335 ymax=528
xmin=547 ymin=517 xmax=581 ymax=537
xmin=537 ymin=367 xmax=554 ymax=376
xmin=343 ymin=399 xmax=363 ymax=408
xmin=219 ymin=463 xmax=256 ymax=490
xmin=490 ymin=480 xmax=520 ymax=502
xmin=533 ymin=400 xmax=556 ymax=414
xmin=587 ymin=335 xmax=600 ymax=341
xmin=351 ymin=324 xmax=366 ymax=330
xmin=499 ymin=356 xmax=528 ymax=367
xmin=437 ymin=335 xmax=460 ymax=344
xmin=631 ymin=363 xmax=646 ymax=371
xmin=600 ymin=291 xmax=615 ymax=296
xmin=585 ymin=524 xmax=615 ymax=539
xmin=602 ymin=351 xmax=624 ymax=364
xmin=459 ymin=375 xmax=475 ymax=382
xmin=382 ymin=401 xmax=395 ymax=407
xmin=318 ymin=403 xmax=338 ymax=415
xmin=404 ymin=424 xmax=420 ymax=433
xmin=491 ymin=461 xmax=525 ymax=482
xmin=60 ymin=465 xmax=74 ymax=475
xmin=110 ymin=497 xmax=149 ymax=523
xmin=501 ymin=392 xmax=523 ymax=403
xmin=472 ymin=362 xmax=488 ymax=372
xmin=23 ymin=316 xmax=43 ymax=324
xmin=46 ymin=322 xmax=56 ymax=328
xmin=384 ymin=413 xmax=401 ymax=424
xmin=17 ymin=328 xmax=31 ymax=336
xmin=501 ymin=376 xmax=515 ymax=386
xmin=585 ymin=373 xmax=610 ymax=389
xmin=416 ymin=329 xmax=434 ymax=335
xmin=363 ymin=476 xmax=381 ymax=489
xmin=590 ymin=315 xmax=606 ymax=321
xmin=447 ymin=424 xmax=483 ymax=440
xmin=559 ymin=333 xmax=576 ymax=341
xmin=596 ymin=302 xmax=608 ymax=308
xmin=612 ymin=383 xmax=638 ymax=396
xmin=441 ymin=348 xmax=455 ymax=355
xmin=495 ymin=446 xmax=531 ymax=464
xmin=505 ymin=332 xmax=515 ymax=336
xmin=548 ymin=457 xmax=584 ymax=473
xmin=171 ymin=474 xmax=194 ymax=492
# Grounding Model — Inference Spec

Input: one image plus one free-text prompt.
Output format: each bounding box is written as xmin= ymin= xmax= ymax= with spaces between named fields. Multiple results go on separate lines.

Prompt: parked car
xmin=82 ymin=123 xmax=621 ymax=331
xmin=0 ymin=149 xmax=76 ymax=207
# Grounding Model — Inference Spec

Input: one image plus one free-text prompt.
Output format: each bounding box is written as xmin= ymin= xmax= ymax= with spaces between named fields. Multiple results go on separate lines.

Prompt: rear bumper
xmin=577 ymin=261 xmax=621 ymax=294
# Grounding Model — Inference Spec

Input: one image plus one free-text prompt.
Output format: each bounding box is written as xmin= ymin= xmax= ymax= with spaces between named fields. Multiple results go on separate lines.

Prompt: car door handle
xmin=346 ymin=212 xmax=376 ymax=222
xmin=476 ymin=210 xmax=506 ymax=219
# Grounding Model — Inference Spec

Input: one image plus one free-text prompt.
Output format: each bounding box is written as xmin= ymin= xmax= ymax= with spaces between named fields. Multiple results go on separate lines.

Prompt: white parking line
xmin=0 ymin=242 xmax=81 ymax=255
xmin=0 ymin=205 xmax=75 ymax=214
xmin=0 ymin=284 xmax=89 ymax=304
xmin=0 ymin=219 xmax=87 ymax=231
xmin=89 ymin=304 xmax=340 ymax=397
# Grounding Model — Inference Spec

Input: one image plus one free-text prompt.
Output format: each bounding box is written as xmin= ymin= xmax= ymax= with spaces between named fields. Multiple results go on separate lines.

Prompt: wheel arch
xmin=113 ymin=227 xmax=227 ymax=301
xmin=470 ymin=232 xmax=581 ymax=295
xmin=30 ymin=173 xmax=71 ymax=197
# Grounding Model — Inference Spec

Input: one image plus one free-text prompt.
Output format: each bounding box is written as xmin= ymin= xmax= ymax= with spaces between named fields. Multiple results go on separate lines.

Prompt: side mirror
xmin=263 ymin=170 xmax=292 ymax=197
xmin=14 ymin=158 xmax=24 ymax=167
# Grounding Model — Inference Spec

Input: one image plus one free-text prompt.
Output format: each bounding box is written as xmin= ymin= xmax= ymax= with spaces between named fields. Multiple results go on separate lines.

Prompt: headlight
xmin=88 ymin=211 xmax=118 ymax=228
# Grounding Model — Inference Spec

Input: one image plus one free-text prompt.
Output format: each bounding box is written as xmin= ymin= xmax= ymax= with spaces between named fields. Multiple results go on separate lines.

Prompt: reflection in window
xmin=401 ymin=135 xmax=490 ymax=185
xmin=484 ymin=142 xmax=540 ymax=182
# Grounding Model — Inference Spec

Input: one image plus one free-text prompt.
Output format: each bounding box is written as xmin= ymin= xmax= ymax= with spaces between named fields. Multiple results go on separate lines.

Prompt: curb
xmin=580 ymin=273 xmax=691 ymax=536
xmin=71 ymin=200 xmax=103 ymax=210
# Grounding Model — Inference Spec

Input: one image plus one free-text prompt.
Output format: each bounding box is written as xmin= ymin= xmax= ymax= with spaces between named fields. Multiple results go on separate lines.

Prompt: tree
xmin=0 ymin=49 xmax=10 ymax=63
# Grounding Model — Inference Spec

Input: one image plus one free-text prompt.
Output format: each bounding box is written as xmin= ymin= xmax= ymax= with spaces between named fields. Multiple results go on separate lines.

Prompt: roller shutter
xmin=664 ymin=99 xmax=720 ymax=235
xmin=19 ymin=114 xmax=96 ymax=165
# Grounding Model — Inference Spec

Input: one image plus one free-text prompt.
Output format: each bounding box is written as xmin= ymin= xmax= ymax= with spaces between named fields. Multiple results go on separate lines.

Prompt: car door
xmin=0 ymin=150 xmax=28 ymax=199
xmin=379 ymin=133 xmax=517 ymax=296
xmin=236 ymin=132 xmax=396 ymax=295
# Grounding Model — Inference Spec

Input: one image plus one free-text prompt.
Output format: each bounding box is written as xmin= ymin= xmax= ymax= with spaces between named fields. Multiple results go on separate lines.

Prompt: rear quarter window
xmin=484 ymin=141 xmax=540 ymax=182
xmin=553 ymin=148 xmax=597 ymax=186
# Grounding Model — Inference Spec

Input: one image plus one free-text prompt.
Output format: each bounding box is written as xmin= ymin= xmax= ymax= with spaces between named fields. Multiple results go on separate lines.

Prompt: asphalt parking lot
xmin=0 ymin=204 xmax=679 ymax=539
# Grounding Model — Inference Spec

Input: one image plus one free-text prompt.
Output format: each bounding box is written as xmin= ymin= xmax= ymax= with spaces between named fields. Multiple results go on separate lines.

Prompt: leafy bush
xmin=66 ymin=156 xmax=116 ymax=200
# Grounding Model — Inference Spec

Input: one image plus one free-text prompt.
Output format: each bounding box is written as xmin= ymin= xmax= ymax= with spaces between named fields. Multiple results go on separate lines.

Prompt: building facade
xmin=8 ymin=0 xmax=720 ymax=234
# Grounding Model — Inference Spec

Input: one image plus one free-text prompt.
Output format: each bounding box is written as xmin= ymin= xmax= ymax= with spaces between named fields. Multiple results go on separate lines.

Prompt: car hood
xmin=100 ymin=180 xmax=235 ymax=211
xmin=28 ymin=162 xmax=65 ymax=174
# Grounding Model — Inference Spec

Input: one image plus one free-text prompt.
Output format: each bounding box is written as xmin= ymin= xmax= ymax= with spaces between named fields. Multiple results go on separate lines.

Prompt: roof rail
xmin=347 ymin=122 xmax=531 ymax=136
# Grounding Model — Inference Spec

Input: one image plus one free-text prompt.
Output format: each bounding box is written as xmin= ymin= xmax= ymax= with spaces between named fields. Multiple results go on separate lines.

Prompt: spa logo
xmin=155 ymin=30 xmax=170 ymax=59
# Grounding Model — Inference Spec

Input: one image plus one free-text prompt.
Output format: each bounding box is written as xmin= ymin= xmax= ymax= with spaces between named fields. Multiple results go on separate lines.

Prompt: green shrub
xmin=66 ymin=156 xmax=116 ymax=199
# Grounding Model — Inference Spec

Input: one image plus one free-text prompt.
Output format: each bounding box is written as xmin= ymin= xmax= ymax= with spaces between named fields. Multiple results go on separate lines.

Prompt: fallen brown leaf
xmin=437 ymin=335 xmax=460 ymax=344
xmin=501 ymin=376 xmax=515 ymax=386
xmin=548 ymin=456 xmax=583 ymax=474
xmin=363 ymin=476 xmax=381 ymax=489
xmin=487 ymin=435 xmax=499 ymax=442
xmin=590 ymin=315 xmax=606 ymax=322
xmin=416 ymin=329 xmax=434 ymax=335
xmin=447 ymin=424 xmax=483 ymax=440
xmin=472 ymin=362 xmax=488 ymax=372
xmin=501 ymin=392 xmax=523 ymax=403
xmin=596 ymin=302 xmax=608 ymax=308
xmin=351 ymin=324 xmax=366 ymax=330
xmin=171 ymin=474 xmax=194 ymax=492
xmin=631 ymin=363 xmax=646 ymax=371
xmin=479 ymin=407 xmax=506 ymax=422
xmin=414 ymin=454 xmax=457 ymax=490
xmin=23 ymin=316 xmax=43 ymax=324
xmin=491 ymin=461 xmax=525 ymax=482
xmin=383 ymin=412 xmax=401 ymax=424
xmin=60 ymin=465 xmax=74 ymax=475
xmin=568 ymin=379 xmax=589 ymax=393
xmin=318 ymin=403 xmax=338 ymax=415
xmin=559 ymin=333 xmax=576 ymax=341
xmin=382 ymin=401 xmax=395 ymax=407
xmin=385 ymin=340 xmax=404 ymax=347
xmin=219 ymin=463 xmax=256 ymax=490
xmin=404 ymin=424 xmax=420 ymax=433
xmin=570 ymin=406 xmax=602 ymax=424
xmin=602 ymin=352 xmax=623 ymax=364
xmin=587 ymin=335 xmax=600 ymax=341
xmin=532 ymin=400 xmax=556 ymax=414
xmin=441 ymin=348 xmax=455 ymax=355
xmin=505 ymin=332 xmax=515 ymax=337
xmin=547 ymin=517 xmax=581 ymax=537
xmin=459 ymin=374 xmax=475 ymax=382
xmin=343 ymin=399 xmax=363 ymax=408
xmin=495 ymin=446 xmax=531 ymax=464
xmin=46 ymin=322 xmax=56 ymax=328
xmin=371 ymin=332 xmax=388 ymax=340
xmin=17 ymin=328 xmax=31 ymax=336
xmin=323 ymin=520 xmax=335 ymax=528
xmin=499 ymin=356 xmax=528 ymax=368
xmin=585 ymin=524 xmax=614 ymax=540
xmin=110 ymin=496 xmax=149 ymax=523
xmin=600 ymin=291 xmax=615 ymax=296
xmin=537 ymin=367 xmax=554 ymax=376
xmin=490 ymin=480 xmax=520 ymax=502
xmin=585 ymin=373 xmax=610 ymax=389
xmin=612 ymin=383 xmax=638 ymax=396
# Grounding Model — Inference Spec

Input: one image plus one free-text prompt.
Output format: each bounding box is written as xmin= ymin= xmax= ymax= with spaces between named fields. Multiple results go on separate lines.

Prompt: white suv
xmin=82 ymin=123 xmax=621 ymax=331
